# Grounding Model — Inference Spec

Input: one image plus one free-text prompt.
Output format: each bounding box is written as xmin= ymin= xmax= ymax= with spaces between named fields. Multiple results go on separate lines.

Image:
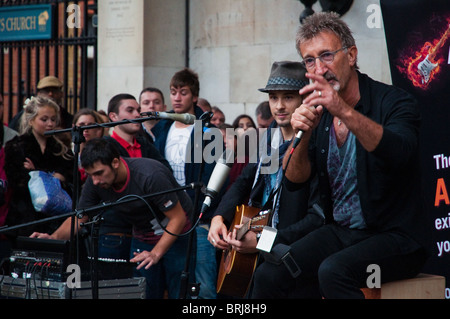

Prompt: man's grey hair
xmin=295 ymin=12 xmax=358 ymax=69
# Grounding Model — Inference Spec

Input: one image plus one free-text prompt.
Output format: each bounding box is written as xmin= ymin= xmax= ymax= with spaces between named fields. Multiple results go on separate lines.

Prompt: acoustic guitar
xmin=216 ymin=204 xmax=271 ymax=298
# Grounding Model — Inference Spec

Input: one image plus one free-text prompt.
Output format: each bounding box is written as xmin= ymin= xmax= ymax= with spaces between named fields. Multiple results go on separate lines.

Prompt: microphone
xmin=292 ymin=130 xmax=304 ymax=149
xmin=293 ymin=79 xmax=317 ymax=150
xmin=201 ymin=149 xmax=234 ymax=213
xmin=140 ymin=112 xmax=196 ymax=125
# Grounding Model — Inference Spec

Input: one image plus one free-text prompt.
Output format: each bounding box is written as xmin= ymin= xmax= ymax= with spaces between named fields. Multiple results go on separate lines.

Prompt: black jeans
xmin=251 ymin=224 xmax=427 ymax=299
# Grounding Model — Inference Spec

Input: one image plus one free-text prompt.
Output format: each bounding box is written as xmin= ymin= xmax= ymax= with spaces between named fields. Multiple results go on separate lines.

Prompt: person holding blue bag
xmin=4 ymin=96 xmax=74 ymax=237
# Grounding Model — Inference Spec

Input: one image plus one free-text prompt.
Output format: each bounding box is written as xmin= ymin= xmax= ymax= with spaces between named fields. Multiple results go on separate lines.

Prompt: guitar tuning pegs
xmin=259 ymin=209 xmax=272 ymax=216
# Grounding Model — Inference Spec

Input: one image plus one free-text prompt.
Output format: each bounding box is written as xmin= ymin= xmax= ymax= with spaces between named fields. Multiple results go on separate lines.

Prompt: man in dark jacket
xmin=252 ymin=12 xmax=430 ymax=299
xmin=208 ymin=61 xmax=323 ymax=298
xmin=152 ymin=68 xmax=223 ymax=299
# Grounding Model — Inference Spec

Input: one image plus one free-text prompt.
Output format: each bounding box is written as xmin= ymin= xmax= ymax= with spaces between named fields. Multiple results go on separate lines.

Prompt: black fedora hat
xmin=259 ymin=61 xmax=308 ymax=93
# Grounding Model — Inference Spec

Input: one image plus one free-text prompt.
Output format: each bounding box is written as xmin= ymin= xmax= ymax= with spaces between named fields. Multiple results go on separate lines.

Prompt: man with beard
xmin=208 ymin=61 xmax=323 ymax=298
xmin=41 ymin=138 xmax=193 ymax=298
xmin=30 ymin=94 xmax=171 ymax=278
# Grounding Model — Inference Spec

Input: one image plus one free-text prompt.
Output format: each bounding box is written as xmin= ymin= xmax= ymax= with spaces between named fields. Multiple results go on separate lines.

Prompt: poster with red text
xmin=381 ymin=0 xmax=450 ymax=298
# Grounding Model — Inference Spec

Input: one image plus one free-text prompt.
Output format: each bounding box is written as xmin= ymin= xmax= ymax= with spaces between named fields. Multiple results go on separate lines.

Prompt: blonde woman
xmin=4 ymin=96 xmax=74 ymax=237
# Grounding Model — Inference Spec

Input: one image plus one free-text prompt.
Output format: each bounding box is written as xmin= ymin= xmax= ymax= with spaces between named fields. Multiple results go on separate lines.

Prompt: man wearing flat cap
xmin=208 ymin=61 xmax=322 ymax=298
xmin=9 ymin=75 xmax=73 ymax=132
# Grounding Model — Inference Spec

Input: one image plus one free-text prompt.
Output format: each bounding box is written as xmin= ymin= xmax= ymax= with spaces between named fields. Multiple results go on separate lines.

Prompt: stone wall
xmin=98 ymin=0 xmax=390 ymax=124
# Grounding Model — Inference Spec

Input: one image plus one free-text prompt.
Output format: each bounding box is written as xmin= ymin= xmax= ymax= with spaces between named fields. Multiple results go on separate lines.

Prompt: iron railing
xmin=0 ymin=0 xmax=97 ymax=123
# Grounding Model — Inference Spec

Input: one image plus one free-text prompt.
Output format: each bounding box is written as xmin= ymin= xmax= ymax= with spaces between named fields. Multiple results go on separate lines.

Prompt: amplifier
xmin=0 ymin=275 xmax=146 ymax=299
xmin=9 ymin=237 xmax=69 ymax=282
xmin=9 ymin=250 xmax=66 ymax=282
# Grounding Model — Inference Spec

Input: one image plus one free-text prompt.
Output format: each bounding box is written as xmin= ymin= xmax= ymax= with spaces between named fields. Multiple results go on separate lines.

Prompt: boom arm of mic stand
xmin=74 ymin=183 xmax=203 ymax=218
xmin=0 ymin=182 xmax=203 ymax=235
xmin=44 ymin=116 xmax=160 ymax=137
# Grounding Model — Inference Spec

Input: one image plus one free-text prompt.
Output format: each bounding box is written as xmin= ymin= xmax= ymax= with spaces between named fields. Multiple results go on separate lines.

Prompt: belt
xmin=104 ymin=233 xmax=132 ymax=238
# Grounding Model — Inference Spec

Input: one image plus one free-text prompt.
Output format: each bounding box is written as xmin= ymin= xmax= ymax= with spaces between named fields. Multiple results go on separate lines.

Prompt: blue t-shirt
xmin=327 ymin=126 xmax=366 ymax=229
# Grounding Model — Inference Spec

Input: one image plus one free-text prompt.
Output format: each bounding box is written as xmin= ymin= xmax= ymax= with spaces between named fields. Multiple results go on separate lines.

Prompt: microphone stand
xmin=0 ymin=183 xmax=203 ymax=299
xmin=80 ymin=211 xmax=104 ymax=300
xmin=70 ymin=126 xmax=84 ymax=299
xmin=178 ymin=111 xmax=213 ymax=299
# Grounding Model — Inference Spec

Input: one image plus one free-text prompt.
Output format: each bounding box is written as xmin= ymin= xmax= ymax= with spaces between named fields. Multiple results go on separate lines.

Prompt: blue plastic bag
xmin=28 ymin=171 xmax=72 ymax=216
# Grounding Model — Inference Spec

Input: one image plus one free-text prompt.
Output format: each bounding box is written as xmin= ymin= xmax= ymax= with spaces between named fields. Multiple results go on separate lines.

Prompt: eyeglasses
xmin=301 ymin=47 xmax=348 ymax=69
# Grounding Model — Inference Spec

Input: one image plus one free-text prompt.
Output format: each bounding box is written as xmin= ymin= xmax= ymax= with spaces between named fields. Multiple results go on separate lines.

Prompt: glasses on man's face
xmin=301 ymin=47 xmax=348 ymax=69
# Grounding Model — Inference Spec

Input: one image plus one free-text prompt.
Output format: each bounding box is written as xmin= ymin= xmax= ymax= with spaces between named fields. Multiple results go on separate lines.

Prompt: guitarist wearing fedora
xmin=208 ymin=61 xmax=323 ymax=298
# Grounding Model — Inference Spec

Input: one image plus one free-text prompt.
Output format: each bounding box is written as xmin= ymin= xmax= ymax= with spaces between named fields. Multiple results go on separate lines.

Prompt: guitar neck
xmin=236 ymin=213 xmax=271 ymax=241
xmin=236 ymin=220 xmax=251 ymax=241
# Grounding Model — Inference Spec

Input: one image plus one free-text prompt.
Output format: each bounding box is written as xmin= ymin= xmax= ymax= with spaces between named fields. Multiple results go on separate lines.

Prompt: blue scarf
xmin=249 ymin=128 xmax=291 ymax=228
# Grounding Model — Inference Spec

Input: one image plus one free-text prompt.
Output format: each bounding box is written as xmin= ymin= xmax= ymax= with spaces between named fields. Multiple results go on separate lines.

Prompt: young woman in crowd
xmin=72 ymin=108 xmax=105 ymax=183
xmin=4 ymin=96 xmax=74 ymax=236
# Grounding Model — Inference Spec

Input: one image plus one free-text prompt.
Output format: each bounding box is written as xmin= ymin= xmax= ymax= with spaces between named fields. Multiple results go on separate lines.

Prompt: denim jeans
xmin=98 ymin=234 xmax=132 ymax=260
xmin=130 ymin=234 xmax=192 ymax=299
xmin=195 ymin=225 xmax=217 ymax=299
xmin=97 ymin=234 xmax=133 ymax=280
xmin=252 ymin=223 xmax=427 ymax=299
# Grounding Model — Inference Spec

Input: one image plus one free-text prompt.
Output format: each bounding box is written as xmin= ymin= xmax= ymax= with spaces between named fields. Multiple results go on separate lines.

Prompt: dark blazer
xmin=152 ymin=106 xmax=223 ymax=221
xmin=4 ymin=133 xmax=74 ymax=236
xmin=213 ymin=124 xmax=323 ymax=245
xmin=306 ymin=71 xmax=430 ymax=253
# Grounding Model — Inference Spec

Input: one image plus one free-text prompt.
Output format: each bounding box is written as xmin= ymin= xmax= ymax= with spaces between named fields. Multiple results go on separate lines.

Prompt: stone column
xmin=97 ymin=0 xmax=144 ymax=110
xmin=97 ymin=0 xmax=186 ymax=112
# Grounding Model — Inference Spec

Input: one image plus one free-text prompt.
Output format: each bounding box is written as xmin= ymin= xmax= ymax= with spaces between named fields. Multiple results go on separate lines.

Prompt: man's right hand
xmin=29 ymin=232 xmax=54 ymax=240
xmin=208 ymin=215 xmax=230 ymax=250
